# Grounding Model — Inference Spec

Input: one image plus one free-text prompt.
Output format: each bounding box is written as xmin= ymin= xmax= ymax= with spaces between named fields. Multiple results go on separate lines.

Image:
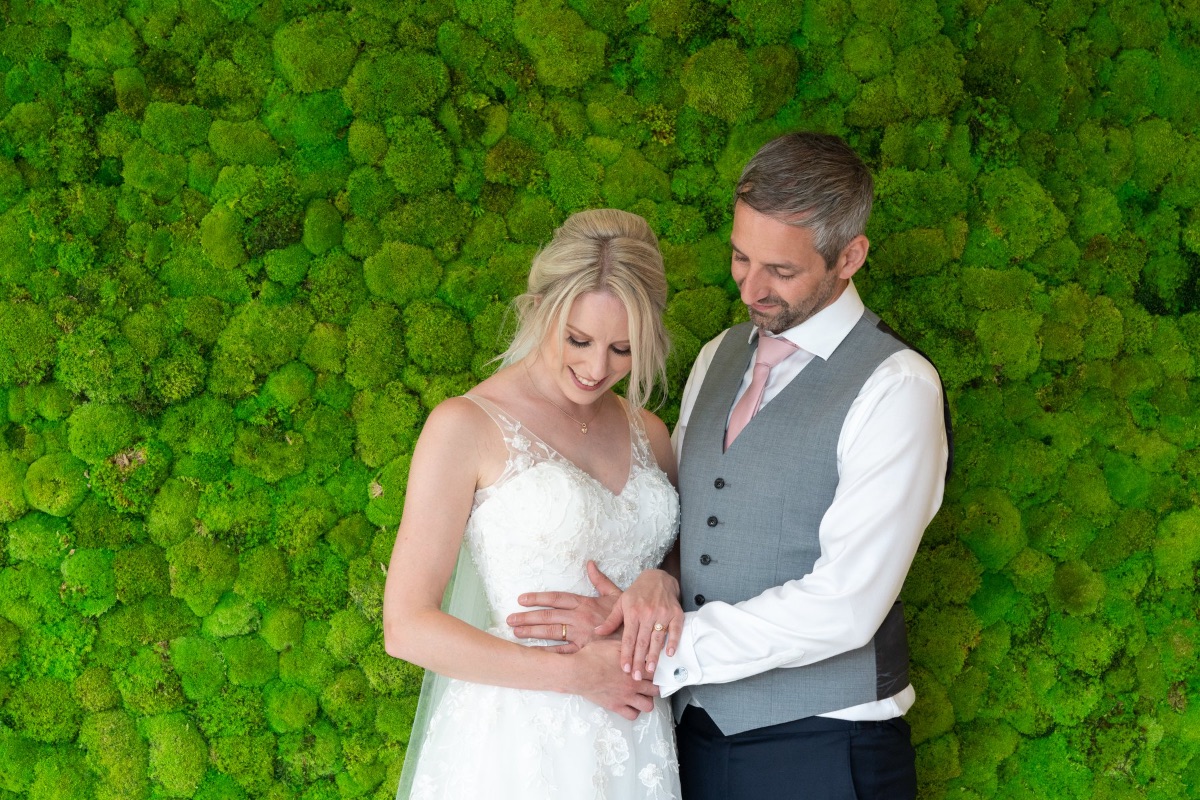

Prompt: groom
xmin=515 ymin=132 xmax=950 ymax=799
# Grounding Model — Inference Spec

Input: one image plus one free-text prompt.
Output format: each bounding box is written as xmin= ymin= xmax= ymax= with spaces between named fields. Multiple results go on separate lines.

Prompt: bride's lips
xmin=570 ymin=368 xmax=605 ymax=392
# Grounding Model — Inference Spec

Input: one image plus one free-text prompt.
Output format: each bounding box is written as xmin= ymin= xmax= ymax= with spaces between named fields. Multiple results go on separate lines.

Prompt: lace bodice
xmin=463 ymin=394 xmax=680 ymax=634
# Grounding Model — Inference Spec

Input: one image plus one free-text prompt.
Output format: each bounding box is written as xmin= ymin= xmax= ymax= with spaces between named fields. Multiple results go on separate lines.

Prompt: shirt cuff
xmin=652 ymin=614 xmax=701 ymax=697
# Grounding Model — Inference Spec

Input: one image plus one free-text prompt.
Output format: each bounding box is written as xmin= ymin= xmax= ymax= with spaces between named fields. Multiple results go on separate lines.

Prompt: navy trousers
xmin=676 ymin=706 xmax=917 ymax=800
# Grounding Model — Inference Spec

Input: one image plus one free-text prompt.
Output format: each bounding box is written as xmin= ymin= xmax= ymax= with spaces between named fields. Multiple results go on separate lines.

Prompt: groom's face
xmin=729 ymin=202 xmax=849 ymax=335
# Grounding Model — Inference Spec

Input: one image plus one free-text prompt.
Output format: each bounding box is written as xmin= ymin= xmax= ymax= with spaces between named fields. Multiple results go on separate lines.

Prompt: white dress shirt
xmin=655 ymin=280 xmax=948 ymax=721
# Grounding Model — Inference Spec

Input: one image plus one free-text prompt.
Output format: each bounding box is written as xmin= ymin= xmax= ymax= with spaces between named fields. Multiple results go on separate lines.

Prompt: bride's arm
xmin=382 ymin=397 xmax=657 ymax=719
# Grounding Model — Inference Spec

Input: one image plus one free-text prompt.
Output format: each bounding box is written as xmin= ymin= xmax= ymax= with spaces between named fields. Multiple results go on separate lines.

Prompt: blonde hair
xmin=499 ymin=209 xmax=670 ymax=410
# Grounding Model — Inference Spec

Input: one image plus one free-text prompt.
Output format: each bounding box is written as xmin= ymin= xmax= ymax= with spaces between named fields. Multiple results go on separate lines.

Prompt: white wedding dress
xmin=399 ymin=394 xmax=681 ymax=800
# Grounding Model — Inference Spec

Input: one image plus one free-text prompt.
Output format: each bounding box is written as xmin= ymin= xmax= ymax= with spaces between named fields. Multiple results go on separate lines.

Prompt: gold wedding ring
xmin=562 ymin=624 xmax=568 ymax=639
xmin=653 ymin=622 xmax=665 ymax=632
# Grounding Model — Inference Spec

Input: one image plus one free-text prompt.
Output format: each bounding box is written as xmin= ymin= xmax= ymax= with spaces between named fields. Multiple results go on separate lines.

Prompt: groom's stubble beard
xmin=745 ymin=263 xmax=842 ymax=335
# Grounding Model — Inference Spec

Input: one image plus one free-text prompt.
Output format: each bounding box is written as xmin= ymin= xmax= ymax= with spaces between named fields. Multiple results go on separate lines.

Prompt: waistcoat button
xmin=694 ymin=594 xmax=706 ymax=605
xmin=700 ymin=554 xmax=712 ymax=565
xmin=706 ymin=516 xmax=718 ymax=527
xmin=714 ymin=478 xmax=725 ymax=489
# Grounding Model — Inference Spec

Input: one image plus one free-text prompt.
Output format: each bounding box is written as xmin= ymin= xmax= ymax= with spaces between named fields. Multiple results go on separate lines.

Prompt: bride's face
xmin=535 ymin=291 xmax=632 ymax=406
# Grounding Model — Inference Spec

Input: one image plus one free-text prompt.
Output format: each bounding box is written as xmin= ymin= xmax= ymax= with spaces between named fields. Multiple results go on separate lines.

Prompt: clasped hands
xmin=506 ymin=561 xmax=682 ymax=718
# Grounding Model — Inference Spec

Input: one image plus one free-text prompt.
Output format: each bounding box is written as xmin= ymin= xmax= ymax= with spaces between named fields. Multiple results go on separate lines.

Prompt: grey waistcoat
xmin=677 ymin=311 xmax=913 ymax=735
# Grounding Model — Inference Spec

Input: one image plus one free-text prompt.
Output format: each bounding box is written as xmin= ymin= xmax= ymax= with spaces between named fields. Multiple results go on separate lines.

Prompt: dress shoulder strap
xmin=618 ymin=397 xmax=658 ymax=471
xmin=462 ymin=393 xmax=521 ymax=439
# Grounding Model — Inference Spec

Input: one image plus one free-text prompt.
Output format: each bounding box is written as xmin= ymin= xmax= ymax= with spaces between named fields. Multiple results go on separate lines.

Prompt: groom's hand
xmin=507 ymin=561 xmax=621 ymax=653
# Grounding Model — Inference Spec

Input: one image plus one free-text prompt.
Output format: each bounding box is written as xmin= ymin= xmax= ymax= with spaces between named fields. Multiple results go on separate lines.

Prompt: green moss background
xmin=0 ymin=0 xmax=1198 ymax=797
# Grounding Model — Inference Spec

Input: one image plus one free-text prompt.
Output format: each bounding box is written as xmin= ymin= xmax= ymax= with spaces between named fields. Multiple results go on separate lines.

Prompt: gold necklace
xmin=525 ymin=364 xmax=599 ymax=434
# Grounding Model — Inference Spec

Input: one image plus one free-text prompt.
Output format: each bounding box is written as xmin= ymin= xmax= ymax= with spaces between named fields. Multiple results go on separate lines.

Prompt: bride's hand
xmin=568 ymin=638 xmax=659 ymax=720
xmin=595 ymin=568 xmax=682 ymax=681
xmin=507 ymin=561 xmax=621 ymax=653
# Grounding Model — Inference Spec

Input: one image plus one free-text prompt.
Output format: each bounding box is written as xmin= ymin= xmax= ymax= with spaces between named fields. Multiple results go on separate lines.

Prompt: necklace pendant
xmin=580 ymin=423 xmax=588 ymax=434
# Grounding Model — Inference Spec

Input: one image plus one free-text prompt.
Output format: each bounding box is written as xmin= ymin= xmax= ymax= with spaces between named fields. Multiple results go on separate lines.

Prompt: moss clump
xmin=681 ymin=39 xmax=753 ymax=123
xmin=302 ymin=199 xmax=343 ymax=256
xmin=326 ymin=608 xmax=375 ymax=664
xmin=122 ymin=140 xmax=188 ymax=200
xmin=259 ymin=604 xmax=305 ymax=652
xmin=910 ymin=605 xmax=983 ymax=685
xmin=60 ymin=548 xmax=117 ymax=618
xmin=272 ymin=12 xmax=359 ymax=93
xmin=0 ymin=301 xmax=58 ymax=386
xmin=91 ymin=440 xmax=173 ymax=515
xmin=278 ymin=718 xmax=342 ymax=783
xmin=363 ymin=241 xmax=442 ymax=305
xmin=202 ymin=592 xmax=261 ymax=639
xmin=233 ymin=546 xmax=291 ymax=606
xmin=1050 ymin=560 xmax=1107 ymax=616
xmin=342 ymin=49 xmax=450 ymax=121
xmin=143 ymin=712 xmax=209 ymax=797
xmin=6 ymin=515 xmax=72 ymax=580
xmin=112 ymin=543 xmax=170 ymax=604
xmin=209 ymin=732 xmax=277 ymax=794
xmin=78 ymin=709 xmax=149 ymax=800
xmin=209 ymin=301 xmax=314 ymax=399
xmin=146 ymin=478 xmax=200 ymax=549
xmin=513 ymin=0 xmax=606 ymax=89
xmin=27 ymin=748 xmax=97 ymax=800
xmin=22 ymin=452 xmax=88 ymax=517
xmin=66 ymin=403 xmax=140 ymax=464
xmin=959 ymin=487 xmax=1026 ymax=570
xmin=7 ymin=676 xmax=82 ymax=743
xmin=220 ymin=634 xmax=278 ymax=688
xmin=169 ymin=635 xmax=228 ymax=701
xmin=351 ymin=382 xmax=423 ymax=468
xmin=300 ymin=323 xmax=347 ymax=375
xmin=231 ymin=424 xmax=306 ymax=485
xmin=403 ymin=300 xmax=474 ymax=374
xmin=344 ymin=303 xmax=406 ymax=391
xmin=382 ymin=116 xmax=454 ymax=196
xmin=141 ymin=102 xmax=212 ymax=154
xmin=320 ymin=667 xmax=376 ymax=731
xmin=113 ymin=645 xmax=187 ymax=715
xmin=196 ymin=469 xmax=274 ymax=545
xmin=1153 ymin=507 xmax=1200 ymax=590
xmin=166 ymin=535 xmax=239 ymax=617
xmin=0 ymin=454 xmax=29 ymax=522
xmin=264 ymin=680 xmax=319 ymax=733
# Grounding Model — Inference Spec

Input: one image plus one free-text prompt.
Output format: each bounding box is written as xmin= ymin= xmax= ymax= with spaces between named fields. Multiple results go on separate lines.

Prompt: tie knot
xmin=754 ymin=334 xmax=798 ymax=368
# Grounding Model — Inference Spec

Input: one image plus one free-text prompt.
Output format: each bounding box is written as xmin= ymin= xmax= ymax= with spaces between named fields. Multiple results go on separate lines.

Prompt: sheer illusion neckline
xmin=465 ymin=393 xmax=637 ymax=497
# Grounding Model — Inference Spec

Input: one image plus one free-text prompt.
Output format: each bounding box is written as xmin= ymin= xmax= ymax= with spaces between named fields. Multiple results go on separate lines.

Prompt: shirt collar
xmin=746 ymin=279 xmax=865 ymax=360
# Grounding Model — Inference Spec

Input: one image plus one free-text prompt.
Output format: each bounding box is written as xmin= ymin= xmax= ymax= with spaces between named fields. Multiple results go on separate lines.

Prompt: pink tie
xmin=724 ymin=334 xmax=799 ymax=450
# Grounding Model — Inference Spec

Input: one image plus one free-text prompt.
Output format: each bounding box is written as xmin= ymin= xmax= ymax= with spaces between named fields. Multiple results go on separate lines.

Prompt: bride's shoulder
xmin=418 ymin=395 xmax=494 ymax=446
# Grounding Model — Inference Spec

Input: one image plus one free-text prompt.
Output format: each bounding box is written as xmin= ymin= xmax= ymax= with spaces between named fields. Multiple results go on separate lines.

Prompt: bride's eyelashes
xmin=566 ymin=336 xmax=632 ymax=357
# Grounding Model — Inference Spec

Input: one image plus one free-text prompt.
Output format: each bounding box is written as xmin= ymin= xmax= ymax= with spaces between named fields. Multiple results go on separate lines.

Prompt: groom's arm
xmin=655 ymin=350 xmax=947 ymax=695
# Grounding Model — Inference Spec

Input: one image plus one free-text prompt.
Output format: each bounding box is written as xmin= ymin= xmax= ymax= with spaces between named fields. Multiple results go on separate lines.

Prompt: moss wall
xmin=1 ymin=0 xmax=1198 ymax=797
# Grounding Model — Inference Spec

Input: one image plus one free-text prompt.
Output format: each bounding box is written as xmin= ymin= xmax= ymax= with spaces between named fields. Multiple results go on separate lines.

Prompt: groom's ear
xmin=835 ymin=235 xmax=869 ymax=280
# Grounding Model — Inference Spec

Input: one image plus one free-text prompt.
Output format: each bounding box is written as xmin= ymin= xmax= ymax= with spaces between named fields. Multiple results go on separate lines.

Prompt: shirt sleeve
xmin=655 ymin=349 xmax=949 ymax=695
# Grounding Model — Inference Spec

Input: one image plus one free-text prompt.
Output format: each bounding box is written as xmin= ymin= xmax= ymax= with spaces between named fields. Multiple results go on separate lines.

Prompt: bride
xmin=383 ymin=209 xmax=684 ymax=798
